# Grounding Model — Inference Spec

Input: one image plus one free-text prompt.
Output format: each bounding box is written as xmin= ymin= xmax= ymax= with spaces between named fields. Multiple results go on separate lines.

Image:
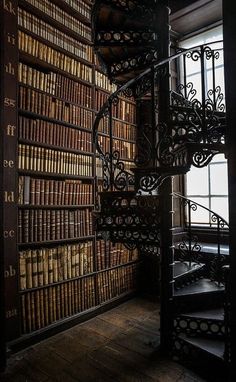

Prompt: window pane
xmin=186 ymin=73 xmax=202 ymax=100
xmin=211 ymin=154 xmax=226 ymax=163
xmin=210 ymin=163 xmax=228 ymax=195
xmin=187 ymin=166 xmax=209 ymax=196
xmin=187 ymin=197 xmax=210 ymax=224
xmin=210 ymin=197 xmax=229 ymax=222
xmin=185 ymin=56 xmax=201 ymax=76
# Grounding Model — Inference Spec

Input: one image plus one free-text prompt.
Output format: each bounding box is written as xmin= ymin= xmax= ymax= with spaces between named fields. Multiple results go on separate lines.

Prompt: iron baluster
xmin=212 ymin=51 xmax=216 ymax=109
xmin=201 ymin=45 xmax=207 ymax=143
xmin=183 ymin=53 xmax=187 ymax=99
xmin=109 ymin=99 xmax=114 ymax=191
xmin=188 ymin=199 xmax=192 ymax=267
xmin=151 ymin=65 xmax=157 ymax=167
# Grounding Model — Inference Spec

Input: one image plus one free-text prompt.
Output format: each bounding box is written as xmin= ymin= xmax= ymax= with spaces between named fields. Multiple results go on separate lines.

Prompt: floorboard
xmin=1 ymin=296 xmax=208 ymax=382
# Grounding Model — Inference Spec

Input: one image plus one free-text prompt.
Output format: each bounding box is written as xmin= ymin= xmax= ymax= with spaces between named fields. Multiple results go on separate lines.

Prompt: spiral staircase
xmin=92 ymin=0 xmax=229 ymax=378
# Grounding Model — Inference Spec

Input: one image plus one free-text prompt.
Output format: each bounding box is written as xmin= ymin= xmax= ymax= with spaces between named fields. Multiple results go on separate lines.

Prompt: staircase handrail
xmin=93 ymin=39 xmax=224 ymax=158
xmin=173 ymin=192 xmax=228 ymax=284
xmin=173 ymin=192 xmax=229 ymax=229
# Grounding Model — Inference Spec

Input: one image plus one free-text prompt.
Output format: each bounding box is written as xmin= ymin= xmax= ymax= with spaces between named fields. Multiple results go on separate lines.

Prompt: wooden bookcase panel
xmin=0 ymin=0 xmax=140 ymax=355
xmin=0 ymin=0 xmax=20 ymax=349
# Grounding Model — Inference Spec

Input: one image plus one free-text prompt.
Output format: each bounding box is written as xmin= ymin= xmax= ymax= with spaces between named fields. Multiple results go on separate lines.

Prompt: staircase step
xmin=173 ymin=278 xmax=225 ymax=313
xmin=174 ymin=278 xmax=224 ymax=297
xmin=173 ymin=261 xmax=205 ymax=290
xmin=181 ymin=308 xmax=224 ymax=321
xmin=179 ymin=335 xmax=225 ymax=360
xmin=174 ymin=261 xmax=204 ymax=279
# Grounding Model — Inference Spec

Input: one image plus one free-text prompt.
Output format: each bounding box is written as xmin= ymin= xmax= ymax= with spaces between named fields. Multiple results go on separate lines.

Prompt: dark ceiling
xmin=169 ymin=0 xmax=222 ymax=38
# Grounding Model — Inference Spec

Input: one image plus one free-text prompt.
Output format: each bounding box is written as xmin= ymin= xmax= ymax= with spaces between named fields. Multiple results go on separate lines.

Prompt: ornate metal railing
xmin=93 ymin=41 xmax=226 ymax=197
xmin=173 ymin=193 xmax=229 ymax=285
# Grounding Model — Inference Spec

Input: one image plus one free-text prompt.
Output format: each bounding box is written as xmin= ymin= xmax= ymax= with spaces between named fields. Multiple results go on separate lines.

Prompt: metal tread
xmin=174 ymin=278 xmax=225 ymax=297
xmin=173 ymin=261 xmax=205 ymax=279
xmin=178 ymin=333 xmax=225 ymax=360
xmin=180 ymin=308 xmax=224 ymax=321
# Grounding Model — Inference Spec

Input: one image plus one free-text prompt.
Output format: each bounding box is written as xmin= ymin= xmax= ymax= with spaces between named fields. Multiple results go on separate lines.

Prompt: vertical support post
xmin=151 ymin=66 xmax=157 ymax=168
xmin=188 ymin=201 xmax=192 ymax=267
xmin=200 ymin=46 xmax=207 ymax=142
xmin=223 ymin=2 xmax=236 ymax=378
xmin=109 ymin=99 xmax=114 ymax=191
xmin=157 ymin=0 xmax=174 ymax=356
xmin=0 ymin=0 xmax=19 ymax=371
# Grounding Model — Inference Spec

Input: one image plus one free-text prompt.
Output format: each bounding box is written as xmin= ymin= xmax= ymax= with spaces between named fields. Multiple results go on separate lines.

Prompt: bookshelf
xmin=0 ymin=0 xmax=140 ymax=361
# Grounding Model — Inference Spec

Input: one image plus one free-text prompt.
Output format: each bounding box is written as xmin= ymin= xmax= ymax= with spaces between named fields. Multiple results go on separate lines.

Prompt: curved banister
xmin=173 ymin=192 xmax=229 ymax=284
xmin=93 ymin=40 xmax=225 ymax=191
xmin=93 ymin=40 xmax=224 ymax=150
xmin=173 ymin=192 xmax=229 ymax=228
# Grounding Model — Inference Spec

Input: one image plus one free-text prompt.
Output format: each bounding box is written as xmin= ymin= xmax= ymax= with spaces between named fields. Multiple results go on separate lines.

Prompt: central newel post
xmin=157 ymin=0 xmax=174 ymax=356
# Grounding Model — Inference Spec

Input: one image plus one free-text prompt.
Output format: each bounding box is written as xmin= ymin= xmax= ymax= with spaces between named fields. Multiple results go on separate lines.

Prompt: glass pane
xmin=180 ymin=26 xmax=223 ymax=49
xmin=211 ymin=154 xmax=226 ymax=163
xmin=185 ymin=56 xmax=201 ymax=76
xmin=210 ymin=163 xmax=228 ymax=195
xmin=187 ymin=166 xmax=209 ymax=196
xmin=211 ymin=197 xmax=229 ymax=223
xmin=187 ymin=197 xmax=210 ymax=224
xmin=186 ymin=73 xmax=202 ymax=101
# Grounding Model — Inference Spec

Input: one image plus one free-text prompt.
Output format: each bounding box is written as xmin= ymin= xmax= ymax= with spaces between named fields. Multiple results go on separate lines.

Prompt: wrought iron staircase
xmin=92 ymin=0 xmax=229 ymax=376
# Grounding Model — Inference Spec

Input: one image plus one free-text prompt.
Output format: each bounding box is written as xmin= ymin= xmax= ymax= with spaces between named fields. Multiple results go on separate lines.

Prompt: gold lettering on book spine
xmin=3 ymin=230 xmax=15 ymax=238
xmin=4 ymin=265 xmax=16 ymax=278
xmin=4 ymin=191 xmax=15 ymax=202
xmin=6 ymin=124 xmax=16 ymax=136
xmin=3 ymin=0 xmax=16 ymax=15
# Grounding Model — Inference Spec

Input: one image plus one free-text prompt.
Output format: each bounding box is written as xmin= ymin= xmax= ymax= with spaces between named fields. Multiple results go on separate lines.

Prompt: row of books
xmin=18 ymin=144 xmax=93 ymax=176
xmin=19 ymin=32 xmax=93 ymax=82
xmin=18 ymin=176 xmax=93 ymax=206
xmin=98 ymin=119 xmax=136 ymax=142
xmin=98 ymin=264 xmax=139 ymax=304
xmin=18 ymin=208 xmax=93 ymax=243
xmin=95 ymin=70 xmax=117 ymax=93
xmin=23 ymin=0 xmax=91 ymax=39
xmin=18 ymin=9 xmax=93 ymax=63
xmin=95 ymin=90 xmax=136 ymax=124
xmin=19 ymin=63 xmax=93 ymax=108
xmin=21 ymin=275 xmax=96 ymax=333
xmin=19 ymin=241 xmax=94 ymax=290
xmin=64 ymin=0 xmax=91 ymax=19
xmin=19 ymin=116 xmax=92 ymax=153
xmin=19 ymin=86 xmax=93 ymax=129
xmin=113 ymin=99 xmax=136 ymax=125
xmin=98 ymin=136 xmax=136 ymax=160
xmin=96 ymin=240 xmax=139 ymax=270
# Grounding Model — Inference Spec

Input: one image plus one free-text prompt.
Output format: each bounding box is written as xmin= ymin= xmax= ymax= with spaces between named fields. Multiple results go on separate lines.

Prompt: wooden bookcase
xmin=0 ymin=0 xmax=141 ymax=360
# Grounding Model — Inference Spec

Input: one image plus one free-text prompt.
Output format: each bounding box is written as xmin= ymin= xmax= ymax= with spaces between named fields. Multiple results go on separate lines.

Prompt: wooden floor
xmin=1 ymin=296 xmax=208 ymax=382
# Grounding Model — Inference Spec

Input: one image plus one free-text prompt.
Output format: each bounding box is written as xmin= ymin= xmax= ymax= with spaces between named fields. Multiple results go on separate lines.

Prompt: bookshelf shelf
xmin=18 ymin=170 xmax=94 ymax=181
xmin=94 ymin=85 xmax=136 ymax=106
xmin=98 ymin=131 xmax=136 ymax=144
xmin=19 ymin=1 xmax=92 ymax=43
xmin=50 ymin=0 xmax=91 ymax=26
xmin=18 ymin=26 xmax=93 ymax=66
xmin=18 ymin=204 xmax=94 ymax=209
xmin=18 ymin=139 xmax=93 ymax=157
xmin=18 ymin=236 xmax=95 ymax=248
xmin=18 ymin=83 xmax=94 ymax=112
xmin=19 ymin=271 xmax=97 ymax=293
xmin=97 ymin=259 xmax=142 ymax=274
xmin=18 ymin=109 xmax=93 ymax=133
xmin=19 ymin=52 xmax=94 ymax=86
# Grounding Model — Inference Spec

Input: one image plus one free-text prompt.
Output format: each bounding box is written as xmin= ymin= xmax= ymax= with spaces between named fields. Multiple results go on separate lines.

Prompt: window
xmin=186 ymin=154 xmax=228 ymax=225
xmin=180 ymin=27 xmax=228 ymax=225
